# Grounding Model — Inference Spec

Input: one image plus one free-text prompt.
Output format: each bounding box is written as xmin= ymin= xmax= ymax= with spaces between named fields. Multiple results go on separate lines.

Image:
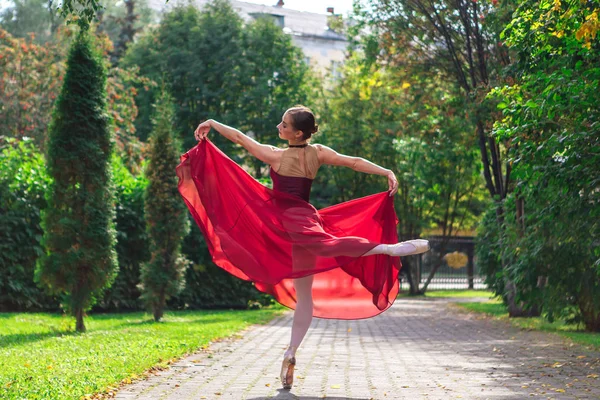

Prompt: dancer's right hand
xmin=194 ymin=120 xmax=212 ymax=141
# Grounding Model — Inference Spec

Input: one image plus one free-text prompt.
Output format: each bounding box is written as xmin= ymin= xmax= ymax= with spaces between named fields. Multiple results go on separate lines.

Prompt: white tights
xmin=286 ymin=275 xmax=314 ymax=358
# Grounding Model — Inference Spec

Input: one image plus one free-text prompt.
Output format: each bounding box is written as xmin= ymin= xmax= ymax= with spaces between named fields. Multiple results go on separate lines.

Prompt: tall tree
xmin=485 ymin=0 xmax=600 ymax=330
xmin=0 ymin=28 xmax=63 ymax=151
xmin=237 ymin=16 xmax=311 ymax=178
xmin=96 ymin=0 xmax=156 ymax=65
xmin=359 ymin=0 xmax=537 ymax=315
xmin=140 ymin=87 xmax=189 ymax=322
xmin=121 ymin=1 xmax=247 ymax=150
xmin=122 ymin=0 xmax=314 ymax=158
xmin=362 ymin=0 xmax=511 ymax=212
xmin=36 ymin=29 xmax=118 ymax=332
xmin=316 ymin=56 xmax=486 ymax=294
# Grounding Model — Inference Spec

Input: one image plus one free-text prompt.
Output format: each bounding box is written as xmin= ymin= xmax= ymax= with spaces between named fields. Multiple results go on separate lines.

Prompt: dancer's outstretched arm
xmin=194 ymin=119 xmax=282 ymax=164
xmin=315 ymin=144 xmax=398 ymax=196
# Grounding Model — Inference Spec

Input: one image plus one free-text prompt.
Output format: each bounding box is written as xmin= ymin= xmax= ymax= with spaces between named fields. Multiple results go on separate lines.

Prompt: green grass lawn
xmin=0 ymin=306 xmax=285 ymax=400
xmin=423 ymin=289 xmax=494 ymax=298
xmin=457 ymin=300 xmax=600 ymax=350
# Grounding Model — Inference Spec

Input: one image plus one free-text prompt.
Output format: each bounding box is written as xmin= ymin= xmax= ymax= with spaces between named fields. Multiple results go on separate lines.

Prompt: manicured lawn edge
xmin=452 ymin=300 xmax=600 ymax=351
xmin=0 ymin=306 xmax=287 ymax=400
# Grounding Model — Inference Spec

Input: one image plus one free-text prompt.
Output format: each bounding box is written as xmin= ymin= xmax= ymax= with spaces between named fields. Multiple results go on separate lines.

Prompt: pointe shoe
xmin=387 ymin=239 xmax=430 ymax=257
xmin=280 ymin=353 xmax=296 ymax=390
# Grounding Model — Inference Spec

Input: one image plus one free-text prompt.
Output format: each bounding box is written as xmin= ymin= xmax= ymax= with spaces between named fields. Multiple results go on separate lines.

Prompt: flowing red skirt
xmin=176 ymin=140 xmax=402 ymax=319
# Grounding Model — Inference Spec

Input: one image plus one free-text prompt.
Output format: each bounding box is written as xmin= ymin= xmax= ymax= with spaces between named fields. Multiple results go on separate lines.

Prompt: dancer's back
xmin=270 ymin=145 xmax=322 ymax=202
xmin=274 ymin=145 xmax=322 ymax=179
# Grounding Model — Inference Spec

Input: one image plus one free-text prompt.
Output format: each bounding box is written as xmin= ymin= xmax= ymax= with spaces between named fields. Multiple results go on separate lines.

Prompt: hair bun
xmin=287 ymin=105 xmax=318 ymax=140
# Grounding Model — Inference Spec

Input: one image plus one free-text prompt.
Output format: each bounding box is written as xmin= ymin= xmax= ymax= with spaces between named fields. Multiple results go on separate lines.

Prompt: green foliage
xmin=58 ymin=0 xmax=102 ymax=30
xmin=0 ymin=28 xmax=64 ymax=151
xmin=316 ymin=55 xmax=487 ymax=293
xmin=105 ymin=65 xmax=152 ymax=173
xmin=475 ymin=204 xmax=505 ymax=296
xmin=0 ymin=307 xmax=284 ymax=399
xmin=0 ymin=26 xmax=148 ymax=169
xmin=95 ymin=155 xmax=149 ymax=311
xmin=236 ymin=16 xmax=311 ymax=177
xmin=313 ymin=59 xmax=400 ymax=206
xmin=140 ymin=88 xmax=190 ymax=321
xmin=485 ymin=0 xmax=600 ymax=330
xmin=121 ymin=1 xmax=246 ymax=149
xmin=0 ymin=138 xmax=60 ymax=311
xmin=36 ymin=30 xmax=118 ymax=330
xmin=96 ymin=0 xmax=158 ymax=64
xmin=121 ymin=0 xmax=312 ymax=158
xmin=0 ymin=0 xmax=63 ymax=43
xmin=458 ymin=300 xmax=600 ymax=350
xmin=170 ymin=220 xmax=273 ymax=310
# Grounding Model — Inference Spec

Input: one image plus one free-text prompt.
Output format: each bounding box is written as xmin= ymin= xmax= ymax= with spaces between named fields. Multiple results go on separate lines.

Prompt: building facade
xmin=148 ymin=0 xmax=348 ymax=74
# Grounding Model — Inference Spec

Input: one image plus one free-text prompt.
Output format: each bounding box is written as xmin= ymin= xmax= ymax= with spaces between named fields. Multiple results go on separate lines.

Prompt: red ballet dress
xmin=176 ymin=140 xmax=402 ymax=319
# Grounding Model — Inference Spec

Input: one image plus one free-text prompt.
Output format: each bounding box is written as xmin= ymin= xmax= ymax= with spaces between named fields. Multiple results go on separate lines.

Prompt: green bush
xmin=0 ymin=137 xmax=60 ymax=311
xmin=169 ymin=221 xmax=272 ymax=310
xmin=94 ymin=156 xmax=149 ymax=311
xmin=485 ymin=0 xmax=600 ymax=330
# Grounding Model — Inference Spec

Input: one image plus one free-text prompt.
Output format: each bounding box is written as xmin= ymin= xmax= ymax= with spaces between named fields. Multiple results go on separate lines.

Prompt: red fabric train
xmin=176 ymin=140 xmax=402 ymax=319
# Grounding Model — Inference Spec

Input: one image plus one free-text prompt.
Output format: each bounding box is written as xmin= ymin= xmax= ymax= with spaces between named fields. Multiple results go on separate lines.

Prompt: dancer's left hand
xmin=387 ymin=171 xmax=398 ymax=196
xmin=194 ymin=120 xmax=212 ymax=141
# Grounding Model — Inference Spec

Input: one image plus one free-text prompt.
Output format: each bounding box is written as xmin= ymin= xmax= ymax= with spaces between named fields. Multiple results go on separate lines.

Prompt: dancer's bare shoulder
xmin=244 ymin=140 xmax=284 ymax=166
xmin=266 ymin=146 xmax=286 ymax=171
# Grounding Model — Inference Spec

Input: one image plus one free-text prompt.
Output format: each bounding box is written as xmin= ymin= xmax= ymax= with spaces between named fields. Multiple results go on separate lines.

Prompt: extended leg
xmin=364 ymin=239 xmax=430 ymax=257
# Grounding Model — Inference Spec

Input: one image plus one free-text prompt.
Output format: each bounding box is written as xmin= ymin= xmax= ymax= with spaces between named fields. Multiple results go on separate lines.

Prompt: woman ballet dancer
xmin=177 ymin=105 xmax=430 ymax=390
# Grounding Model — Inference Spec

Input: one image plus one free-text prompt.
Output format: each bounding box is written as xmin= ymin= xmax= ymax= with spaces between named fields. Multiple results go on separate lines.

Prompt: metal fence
xmin=399 ymin=236 xmax=487 ymax=291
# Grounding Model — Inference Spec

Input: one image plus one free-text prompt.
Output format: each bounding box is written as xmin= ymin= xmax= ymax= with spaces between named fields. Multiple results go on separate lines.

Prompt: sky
xmin=0 ymin=0 xmax=357 ymax=16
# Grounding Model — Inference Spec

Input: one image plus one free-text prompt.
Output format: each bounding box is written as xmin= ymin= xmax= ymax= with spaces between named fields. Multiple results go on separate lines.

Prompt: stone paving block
xmin=115 ymin=298 xmax=600 ymax=399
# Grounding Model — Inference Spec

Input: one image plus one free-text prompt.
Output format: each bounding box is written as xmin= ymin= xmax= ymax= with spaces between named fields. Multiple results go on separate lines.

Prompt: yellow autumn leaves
xmin=576 ymin=10 xmax=599 ymax=49
xmin=536 ymin=1 xmax=598 ymax=50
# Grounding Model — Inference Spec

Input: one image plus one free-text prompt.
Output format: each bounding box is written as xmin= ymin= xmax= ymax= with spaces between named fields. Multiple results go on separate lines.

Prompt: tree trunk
xmin=579 ymin=286 xmax=600 ymax=332
xmin=75 ymin=307 xmax=86 ymax=332
xmin=402 ymin=259 xmax=420 ymax=295
xmin=153 ymin=292 xmax=165 ymax=322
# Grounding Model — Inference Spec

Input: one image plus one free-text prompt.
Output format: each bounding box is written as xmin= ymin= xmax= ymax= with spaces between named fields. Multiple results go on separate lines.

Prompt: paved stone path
xmin=115 ymin=298 xmax=600 ymax=399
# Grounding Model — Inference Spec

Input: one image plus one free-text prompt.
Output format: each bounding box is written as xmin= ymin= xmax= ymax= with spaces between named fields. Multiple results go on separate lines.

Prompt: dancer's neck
xmin=288 ymin=140 xmax=308 ymax=147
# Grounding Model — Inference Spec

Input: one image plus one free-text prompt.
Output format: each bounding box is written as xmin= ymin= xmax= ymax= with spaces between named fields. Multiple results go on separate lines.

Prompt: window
xmin=250 ymin=13 xmax=285 ymax=28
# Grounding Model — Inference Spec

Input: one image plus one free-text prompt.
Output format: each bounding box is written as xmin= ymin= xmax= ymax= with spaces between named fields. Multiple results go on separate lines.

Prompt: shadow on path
xmin=248 ymin=391 xmax=370 ymax=400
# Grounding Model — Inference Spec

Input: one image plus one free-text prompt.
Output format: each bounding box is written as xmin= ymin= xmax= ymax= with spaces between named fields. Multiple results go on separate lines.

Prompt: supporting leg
xmin=287 ymin=274 xmax=314 ymax=356
xmin=281 ymin=275 xmax=314 ymax=390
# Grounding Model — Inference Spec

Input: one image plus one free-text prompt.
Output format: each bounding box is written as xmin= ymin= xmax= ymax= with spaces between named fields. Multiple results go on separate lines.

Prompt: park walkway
xmin=115 ymin=298 xmax=600 ymax=399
